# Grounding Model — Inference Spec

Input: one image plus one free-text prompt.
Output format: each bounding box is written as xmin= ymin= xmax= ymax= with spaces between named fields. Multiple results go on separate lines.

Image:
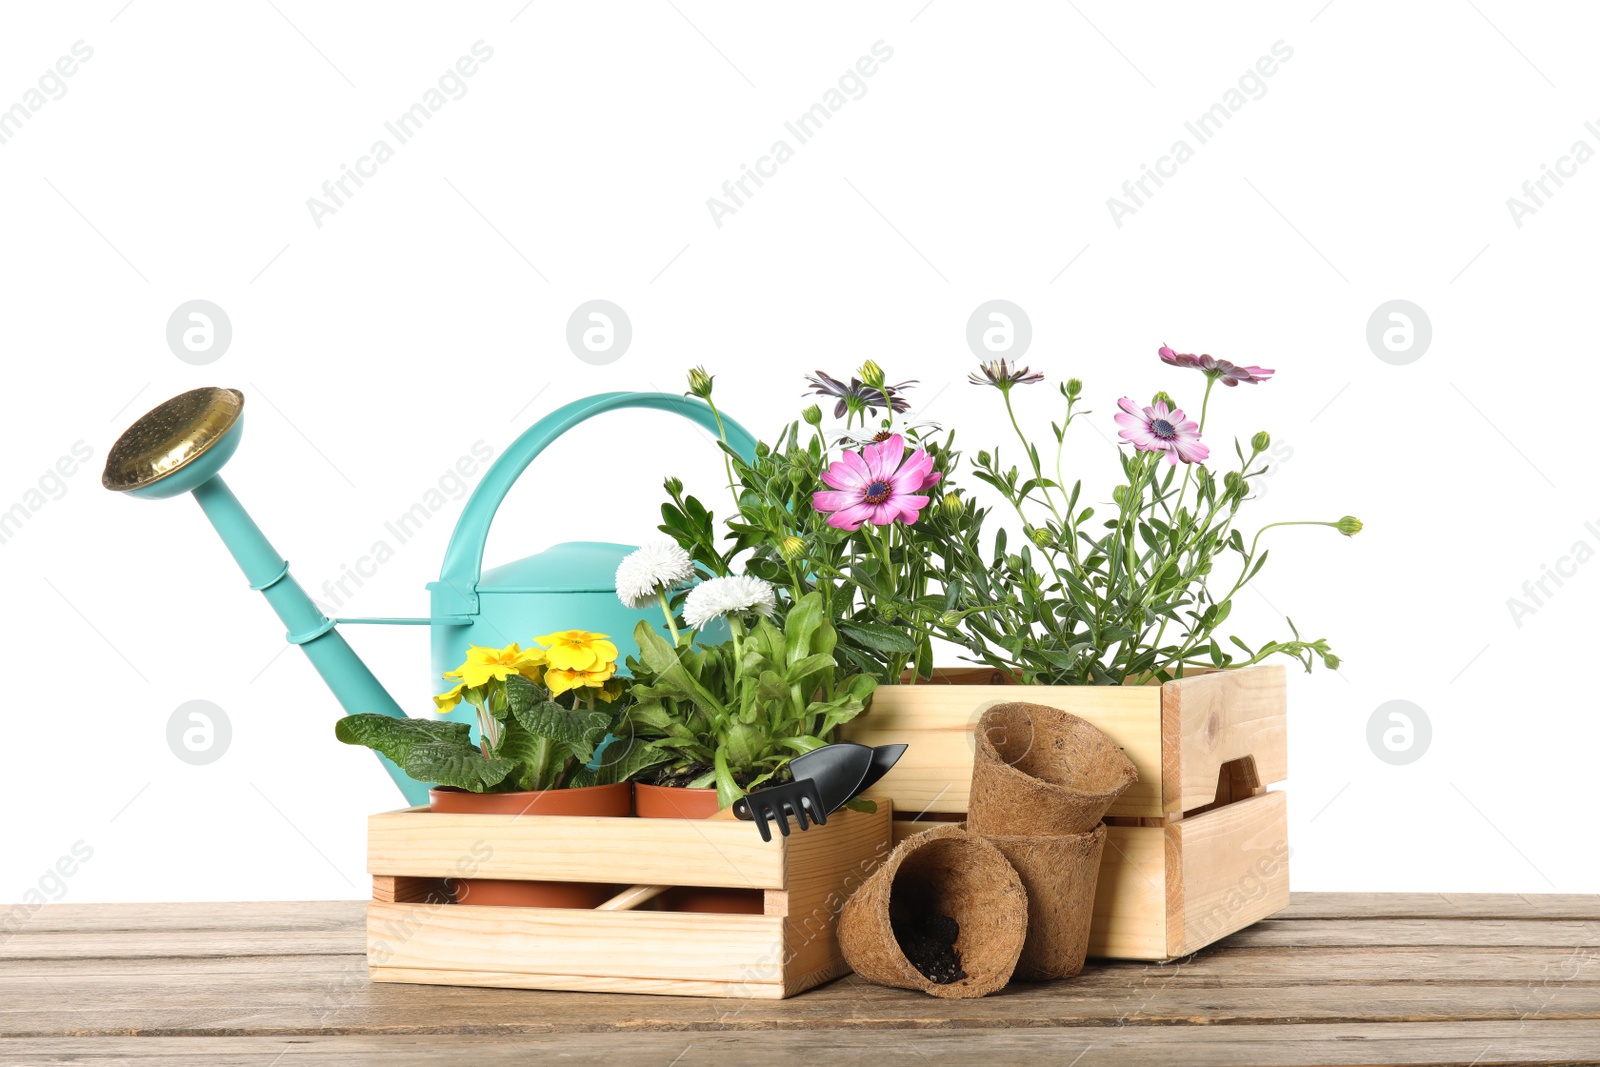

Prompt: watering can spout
xmin=103 ymin=387 xmax=427 ymax=805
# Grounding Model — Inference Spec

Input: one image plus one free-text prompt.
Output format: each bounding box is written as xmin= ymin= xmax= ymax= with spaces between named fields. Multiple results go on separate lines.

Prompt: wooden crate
xmin=364 ymin=802 xmax=893 ymax=999
xmin=841 ymin=665 xmax=1289 ymax=961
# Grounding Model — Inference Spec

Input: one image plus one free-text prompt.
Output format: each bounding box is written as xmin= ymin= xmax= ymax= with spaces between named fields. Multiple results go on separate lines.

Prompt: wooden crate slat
xmin=779 ymin=801 xmax=895 ymax=989
xmin=367 ymin=902 xmax=787 ymax=986
xmin=368 ymin=966 xmax=790 ymax=999
xmin=1171 ymin=790 xmax=1291 ymax=957
xmin=367 ymin=811 xmax=787 ymax=889
xmin=1162 ymin=666 xmax=1288 ymax=816
xmin=1092 ymin=824 xmax=1169 ymax=960
xmin=843 ymin=684 xmax=1164 ymax=818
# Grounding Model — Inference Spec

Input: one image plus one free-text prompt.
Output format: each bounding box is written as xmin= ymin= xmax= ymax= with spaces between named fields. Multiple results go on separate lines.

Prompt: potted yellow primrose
xmin=335 ymin=630 xmax=668 ymax=907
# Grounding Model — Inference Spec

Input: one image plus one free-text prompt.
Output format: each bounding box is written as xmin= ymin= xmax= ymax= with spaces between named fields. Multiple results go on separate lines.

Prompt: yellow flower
xmin=535 ymin=631 xmax=618 ymax=674
xmin=544 ymin=659 xmax=618 ymax=699
xmin=433 ymin=682 xmax=469 ymax=715
xmin=444 ymin=643 xmax=546 ymax=689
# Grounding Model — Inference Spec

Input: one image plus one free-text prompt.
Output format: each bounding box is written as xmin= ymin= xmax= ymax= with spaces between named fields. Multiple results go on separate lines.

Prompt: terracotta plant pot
xmin=968 ymin=701 xmax=1139 ymax=836
xmin=429 ymin=783 xmax=632 ymax=908
xmin=837 ymin=823 xmax=1028 ymax=999
xmin=632 ymin=784 xmax=763 ymax=914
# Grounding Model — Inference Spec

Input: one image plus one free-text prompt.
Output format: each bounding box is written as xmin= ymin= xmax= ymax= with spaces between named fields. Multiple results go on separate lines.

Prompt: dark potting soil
xmin=891 ymin=909 xmax=966 ymax=984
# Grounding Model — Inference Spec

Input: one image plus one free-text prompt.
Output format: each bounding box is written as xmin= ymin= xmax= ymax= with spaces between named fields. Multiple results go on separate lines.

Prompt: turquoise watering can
xmin=103 ymin=387 xmax=756 ymax=805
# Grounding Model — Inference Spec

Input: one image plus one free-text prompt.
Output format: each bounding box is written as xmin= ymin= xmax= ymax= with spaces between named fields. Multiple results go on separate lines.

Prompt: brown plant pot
xmin=632 ymin=784 xmax=763 ymax=915
xmin=982 ymin=824 xmax=1108 ymax=980
xmin=429 ymin=783 xmax=632 ymax=908
xmin=967 ymin=701 xmax=1139 ymax=836
xmin=837 ymin=823 xmax=1027 ymax=998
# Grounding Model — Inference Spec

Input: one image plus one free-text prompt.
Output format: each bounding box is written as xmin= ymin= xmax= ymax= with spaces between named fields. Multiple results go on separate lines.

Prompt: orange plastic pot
xmin=633 ymin=784 xmax=763 ymax=914
xmin=430 ymin=783 xmax=632 ymax=908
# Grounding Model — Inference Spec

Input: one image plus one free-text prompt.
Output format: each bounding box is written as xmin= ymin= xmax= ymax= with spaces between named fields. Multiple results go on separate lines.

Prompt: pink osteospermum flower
xmin=1115 ymin=397 xmax=1209 ymax=466
xmin=812 ymin=434 xmax=940 ymax=531
xmin=1158 ymin=344 xmax=1274 ymax=387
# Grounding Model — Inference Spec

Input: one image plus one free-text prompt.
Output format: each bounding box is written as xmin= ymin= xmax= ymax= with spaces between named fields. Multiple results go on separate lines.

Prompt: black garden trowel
xmin=594 ymin=742 xmax=907 ymax=911
xmin=733 ymin=741 xmax=907 ymax=841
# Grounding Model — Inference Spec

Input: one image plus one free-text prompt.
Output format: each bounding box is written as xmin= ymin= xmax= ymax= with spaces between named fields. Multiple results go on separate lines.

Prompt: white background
xmin=2 ymin=0 xmax=1595 ymax=905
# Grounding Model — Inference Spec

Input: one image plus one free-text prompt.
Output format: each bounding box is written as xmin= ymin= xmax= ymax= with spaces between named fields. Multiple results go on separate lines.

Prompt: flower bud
xmin=1065 ymin=378 xmax=1083 ymax=398
xmin=802 ymin=403 xmax=823 ymax=426
xmin=977 ymin=450 xmax=992 ymax=467
xmin=858 ymin=360 xmax=886 ymax=388
xmin=1112 ymin=484 xmax=1130 ymax=507
xmin=687 ymin=366 xmax=714 ymax=399
xmin=1323 ymin=652 xmax=1341 ymax=670
xmin=779 ymin=535 xmax=805 ymax=559
xmin=1224 ymin=471 xmax=1245 ymax=496
xmin=664 ymin=476 xmax=684 ymax=495
xmin=941 ymin=491 xmax=963 ymax=516
xmin=755 ymin=441 xmax=770 ymax=458
xmin=1029 ymin=526 xmax=1052 ymax=548
xmin=1251 ymin=431 xmax=1271 ymax=453
xmin=1005 ymin=554 xmax=1024 ymax=571
xmin=1152 ymin=390 xmax=1173 ymax=408
xmin=938 ymin=610 xmax=962 ymax=628
xmin=1335 ymin=515 xmax=1363 ymax=537
xmin=878 ymin=603 xmax=899 ymax=623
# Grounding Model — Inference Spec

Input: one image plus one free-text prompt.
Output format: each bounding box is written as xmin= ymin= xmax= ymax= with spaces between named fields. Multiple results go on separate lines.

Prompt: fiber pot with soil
xmin=336 ymin=633 xmax=660 ymax=908
xmin=838 ymin=824 xmax=1028 ymax=999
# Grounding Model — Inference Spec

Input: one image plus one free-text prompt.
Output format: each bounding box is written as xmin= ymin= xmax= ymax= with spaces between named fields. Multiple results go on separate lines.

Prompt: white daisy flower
xmin=615 ymin=540 xmax=695 ymax=609
xmin=830 ymin=419 xmax=942 ymax=448
xmin=682 ymin=575 xmax=777 ymax=629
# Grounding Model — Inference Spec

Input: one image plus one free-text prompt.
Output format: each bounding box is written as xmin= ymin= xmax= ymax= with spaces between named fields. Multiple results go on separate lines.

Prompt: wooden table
xmin=3 ymin=893 xmax=1597 ymax=1066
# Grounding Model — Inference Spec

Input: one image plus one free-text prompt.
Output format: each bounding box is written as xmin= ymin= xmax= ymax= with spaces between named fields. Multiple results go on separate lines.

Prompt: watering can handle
xmin=436 ymin=391 xmax=757 ymax=610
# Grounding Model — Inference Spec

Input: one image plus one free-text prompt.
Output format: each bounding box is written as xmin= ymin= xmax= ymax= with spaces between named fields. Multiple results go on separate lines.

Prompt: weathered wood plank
xmin=6 ymin=956 xmax=1600 ymax=1037
xmin=0 ymin=901 xmax=360 ymax=934
xmin=8 ymin=1022 xmax=1600 ymax=1066
xmin=1282 ymin=892 xmax=1600 ymax=920
xmin=0 ymin=927 xmax=359 ymax=960
xmin=1224 ymin=917 xmax=1600 ymax=949
xmin=4 ymin=980 xmax=1597 ymax=1037
xmin=12 ymin=908 xmax=1594 ymax=963
xmin=6 ymin=942 xmax=1598 ymax=989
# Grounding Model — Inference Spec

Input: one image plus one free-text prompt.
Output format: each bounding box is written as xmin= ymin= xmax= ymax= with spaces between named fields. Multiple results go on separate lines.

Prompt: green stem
xmin=705 ymin=396 xmax=740 ymax=510
xmin=1003 ymin=388 xmax=1063 ymax=521
xmin=1172 ymin=376 xmax=1216 ymax=522
xmin=1153 ymin=519 xmax=1338 ymax=674
xmin=656 ymin=589 xmax=682 ymax=647
xmin=728 ymin=616 xmax=747 ymax=674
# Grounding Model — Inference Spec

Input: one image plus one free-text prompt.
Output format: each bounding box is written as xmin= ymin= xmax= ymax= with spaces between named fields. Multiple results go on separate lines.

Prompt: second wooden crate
xmin=842 ymin=665 xmax=1290 ymax=961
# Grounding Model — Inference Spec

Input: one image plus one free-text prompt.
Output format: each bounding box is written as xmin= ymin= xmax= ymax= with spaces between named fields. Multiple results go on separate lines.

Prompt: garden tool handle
xmin=436 ymin=392 xmax=757 ymax=611
xmin=594 ymin=805 xmax=742 ymax=912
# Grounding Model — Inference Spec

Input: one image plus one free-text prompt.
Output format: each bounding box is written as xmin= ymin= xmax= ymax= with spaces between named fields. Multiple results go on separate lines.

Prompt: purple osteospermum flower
xmin=812 ymin=434 xmax=939 ymax=530
xmin=968 ymin=359 xmax=1045 ymax=389
xmin=805 ymin=371 xmax=915 ymax=419
xmin=1115 ymin=397 xmax=1209 ymax=466
xmin=1158 ymin=345 xmax=1274 ymax=387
